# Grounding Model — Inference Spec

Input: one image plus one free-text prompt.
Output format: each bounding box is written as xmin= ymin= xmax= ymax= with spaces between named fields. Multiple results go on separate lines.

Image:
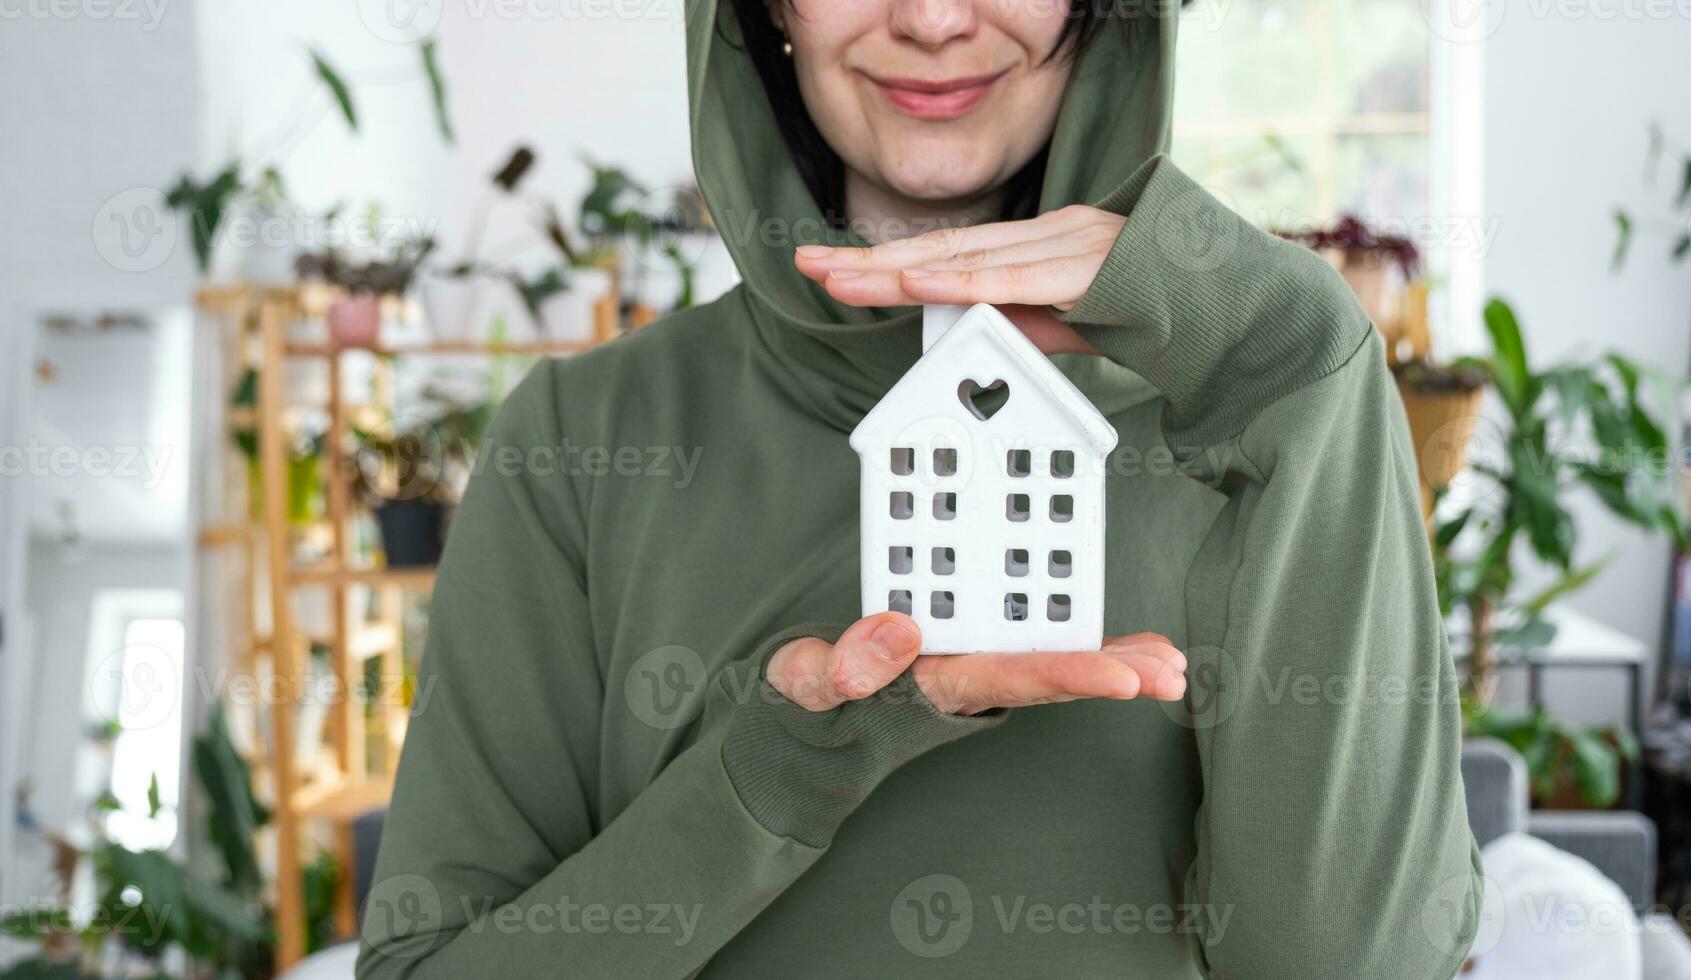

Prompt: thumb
xmin=823 ymin=612 xmax=923 ymax=705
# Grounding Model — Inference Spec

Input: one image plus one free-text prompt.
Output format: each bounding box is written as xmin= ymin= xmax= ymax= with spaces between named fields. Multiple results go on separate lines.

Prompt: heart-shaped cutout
xmin=958 ymin=378 xmax=1010 ymax=421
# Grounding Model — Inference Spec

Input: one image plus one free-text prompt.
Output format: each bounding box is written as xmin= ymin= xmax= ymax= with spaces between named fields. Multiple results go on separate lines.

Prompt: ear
xmin=764 ymin=0 xmax=787 ymax=37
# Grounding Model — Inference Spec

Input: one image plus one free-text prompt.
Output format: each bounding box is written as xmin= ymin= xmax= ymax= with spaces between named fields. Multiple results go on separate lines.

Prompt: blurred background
xmin=1 ymin=0 xmax=1691 ymax=976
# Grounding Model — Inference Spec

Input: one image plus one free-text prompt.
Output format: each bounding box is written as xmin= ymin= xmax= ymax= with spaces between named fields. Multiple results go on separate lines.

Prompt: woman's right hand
xmin=766 ymin=612 xmax=1187 ymax=716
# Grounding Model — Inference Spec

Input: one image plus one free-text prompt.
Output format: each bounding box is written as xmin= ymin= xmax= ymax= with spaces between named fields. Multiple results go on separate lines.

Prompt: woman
xmin=359 ymin=1 xmax=1482 ymax=977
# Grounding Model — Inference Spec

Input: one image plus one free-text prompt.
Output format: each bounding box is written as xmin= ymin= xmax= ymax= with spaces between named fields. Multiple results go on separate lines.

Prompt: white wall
xmin=434 ymin=3 xmax=736 ymax=307
xmin=1482 ymin=5 xmax=1691 ymax=724
xmin=193 ymin=0 xmax=452 ymax=259
xmin=0 ymin=0 xmax=197 ymax=913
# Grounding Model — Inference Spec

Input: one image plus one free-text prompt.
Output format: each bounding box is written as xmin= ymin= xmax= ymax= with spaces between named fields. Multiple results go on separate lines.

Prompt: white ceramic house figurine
xmin=849 ymin=304 xmax=1119 ymax=654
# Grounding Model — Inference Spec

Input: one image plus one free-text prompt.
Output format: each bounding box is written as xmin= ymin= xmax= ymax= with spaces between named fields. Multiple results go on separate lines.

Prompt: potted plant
xmin=1281 ymin=215 xmax=1424 ymax=359
xmin=1434 ymin=297 xmax=1686 ymax=696
xmin=1464 ymin=701 xmax=1638 ymax=809
xmin=0 ymin=707 xmax=339 ymax=978
xmin=164 ymin=44 xmax=452 ymax=282
xmin=294 ymin=235 xmax=435 ymax=349
xmin=420 ymin=146 xmax=539 ymax=342
xmin=1432 ymin=298 xmax=1686 ymax=806
xmin=229 ymin=368 xmax=325 ymax=524
xmin=351 ymin=390 xmax=488 ymax=568
xmin=1393 ymin=357 xmax=1489 ymax=522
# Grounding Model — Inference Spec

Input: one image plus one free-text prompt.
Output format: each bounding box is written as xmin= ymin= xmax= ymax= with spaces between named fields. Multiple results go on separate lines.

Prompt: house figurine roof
xmin=849 ymin=303 xmax=1120 ymax=457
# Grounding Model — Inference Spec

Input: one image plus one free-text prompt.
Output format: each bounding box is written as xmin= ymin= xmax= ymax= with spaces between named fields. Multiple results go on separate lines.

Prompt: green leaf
xmin=0 ymin=957 xmax=97 ymax=979
xmin=164 ymin=165 xmax=243 ymax=273
xmin=1434 ymin=508 xmax=1472 ymax=549
xmin=1482 ymin=298 xmax=1531 ymax=416
xmin=146 ymin=772 xmax=162 ymax=819
xmin=192 ymin=705 xmax=267 ymax=897
xmin=1611 ymin=210 xmax=1633 ymax=271
xmin=420 ymin=39 xmax=453 ymax=143
xmin=1518 ymin=560 xmax=1610 ymax=615
xmin=0 ymin=907 xmax=75 ymax=939
xmin=1566 ymin=727 xmax=1622 ymax=807
xmin=310 ymin=49 xmax=358 ymax=131
xmin=1493 ymin=616 xmax=1556 ymax=651
xmin=1679 ymin=155 xmax=1691 ymax=208
xmin=1674 ymin=233 xmax=1691 ymax=262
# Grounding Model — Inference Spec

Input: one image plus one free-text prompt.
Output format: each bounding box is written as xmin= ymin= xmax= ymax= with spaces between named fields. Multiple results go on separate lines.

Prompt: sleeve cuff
xmin=1060 ymin=155 xmax=1371 ymax=459
xmin=718 ymin=625 xmax=1005 ymax=847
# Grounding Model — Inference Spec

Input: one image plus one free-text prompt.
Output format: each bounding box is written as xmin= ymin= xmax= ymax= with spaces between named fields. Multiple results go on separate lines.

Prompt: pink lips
xmin=866 ymin=70 xmax=1008 ymax=121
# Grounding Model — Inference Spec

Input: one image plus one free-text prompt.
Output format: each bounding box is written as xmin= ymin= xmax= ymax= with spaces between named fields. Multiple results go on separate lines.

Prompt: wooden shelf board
xmin=292 ymin=775 xmax=395 ymax=821
xmin=282 ymin=340 xmax=596 ymax=358
xmin=197 ymin=523 xmax=253 ymax=548
xmin=291 ymin=563 xmax=437 ymax=589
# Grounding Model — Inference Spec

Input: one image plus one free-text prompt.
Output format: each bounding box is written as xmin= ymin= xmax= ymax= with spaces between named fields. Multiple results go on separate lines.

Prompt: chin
xmin=877 ymin=147 xmax=1005 ymax=206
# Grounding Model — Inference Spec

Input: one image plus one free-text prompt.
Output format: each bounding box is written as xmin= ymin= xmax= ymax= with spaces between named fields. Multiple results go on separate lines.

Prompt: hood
xmin=684 ymin=1 xmax=1178 ymax=422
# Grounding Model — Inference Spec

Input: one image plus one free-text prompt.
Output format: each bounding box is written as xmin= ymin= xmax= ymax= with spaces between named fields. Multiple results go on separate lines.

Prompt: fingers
xmin=793 ymin=207 xmax=1094 ymax=277
xmin=767 ymin=622 xmax=1188 ymax=718
xmin=766 ymin=612 xmax=922 ymax=712
xmin=913 ymin=633 xmax=1187 ymax=715
xmin=897 ymin=255 xmax=1105 ymax=310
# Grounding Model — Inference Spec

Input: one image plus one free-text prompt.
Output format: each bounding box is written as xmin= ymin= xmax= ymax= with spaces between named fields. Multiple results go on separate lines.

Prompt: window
xmin=1171 ymin=0 xmax=1430 ymax=231
xmin=84 ymin=593 xmax=186 ymax=852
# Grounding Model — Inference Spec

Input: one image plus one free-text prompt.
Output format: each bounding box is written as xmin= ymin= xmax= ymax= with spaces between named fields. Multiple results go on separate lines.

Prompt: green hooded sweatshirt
xmin=358 ymin=4 xmax=1483 ymax=978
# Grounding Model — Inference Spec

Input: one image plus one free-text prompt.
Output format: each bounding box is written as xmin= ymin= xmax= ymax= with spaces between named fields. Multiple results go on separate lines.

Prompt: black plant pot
xmin=374 ymin=499 xmax=448 ymax=568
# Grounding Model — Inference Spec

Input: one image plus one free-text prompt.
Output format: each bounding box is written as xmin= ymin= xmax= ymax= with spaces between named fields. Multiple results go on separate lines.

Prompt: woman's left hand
xmin=792 ymin=205 xmax=1124 ymax=355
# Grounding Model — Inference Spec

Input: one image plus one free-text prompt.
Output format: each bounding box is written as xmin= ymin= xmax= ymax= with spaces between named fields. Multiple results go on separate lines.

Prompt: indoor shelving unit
xmin=194 ymin=283 xmax=614 ymax=972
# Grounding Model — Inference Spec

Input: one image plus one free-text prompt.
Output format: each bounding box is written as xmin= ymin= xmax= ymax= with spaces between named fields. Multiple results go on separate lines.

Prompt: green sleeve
xmin=356 ymin=367 xmax=1000 ymax=980
xmin=1065 ymin=157 xmax=1484 ymax=977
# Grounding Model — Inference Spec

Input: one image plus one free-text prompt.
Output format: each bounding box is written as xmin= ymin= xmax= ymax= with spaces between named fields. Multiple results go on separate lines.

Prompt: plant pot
xmin=1396 ymin=381 xmax=1485 ymax=523
xmin=534 ymin=267 xmax=613 ymax=343
xmin=246 ymin=454 xmax=324 ymax=524
xmin=1324 ymin=248 xmax=1404 ymax=341
xmin=327 ymin=294 xmax=383 ymax=349
xmin=209 ymin=202 xmax=300 ymax=285
xmin=374 ymin=499 xmax=448 ymax=568
xmin=420 ymin=272 xmax=497 ymax=343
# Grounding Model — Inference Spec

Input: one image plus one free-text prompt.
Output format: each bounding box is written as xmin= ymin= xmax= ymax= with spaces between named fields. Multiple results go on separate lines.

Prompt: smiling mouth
xmin=864 ymin=69 xmax=1009 ymax=121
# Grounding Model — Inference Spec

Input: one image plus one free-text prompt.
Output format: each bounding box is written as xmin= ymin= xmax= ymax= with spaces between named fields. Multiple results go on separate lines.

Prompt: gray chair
xmin=1462 ymin=738 xmax=1691 ymax=978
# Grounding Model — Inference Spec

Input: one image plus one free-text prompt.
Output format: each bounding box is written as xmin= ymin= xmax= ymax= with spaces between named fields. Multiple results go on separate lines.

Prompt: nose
xmin=889 ymin=0 xmax=978 ymax=49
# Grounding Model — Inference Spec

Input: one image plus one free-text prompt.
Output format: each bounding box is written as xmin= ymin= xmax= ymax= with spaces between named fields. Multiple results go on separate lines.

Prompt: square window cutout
xmin=1050 ymin=495 xmax=1074 ymax=523
xmin=1005 ymin=549 xmax=1029 ymax=577
xmin=889 ymin=590 xmax=913 ymax=615
xmin=1051 ymin=451 xmax=1075 ymax=478
xmin=933 ymin=492 xmax=957 ymax=521
xmin=1007 ymin=449 xmax=1031 ymax=478
xmin=889 ymin=546 xmax=913 ymax=574
xmin=931 ymin=591 xmax=955 ymax=619
xmin=891 ymin=447 xmax=915 ymax=475
xmin=933 ymin=448 xmax=958 ymax=477
xmin=1047 ymin=595 xmax=1072 ymax=622
xmin=1049 ymin=550 xmax=1072 ymax=578
xmin=1007 ymin=493 xmax=1030 ymax=522
xmin=1005 ymin=593 xmax=1030 ymax=622
xmin=890 ymin=491 xmax=914 ymax=519
xmin=932 ymin=547 xmax=956 ymax=575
